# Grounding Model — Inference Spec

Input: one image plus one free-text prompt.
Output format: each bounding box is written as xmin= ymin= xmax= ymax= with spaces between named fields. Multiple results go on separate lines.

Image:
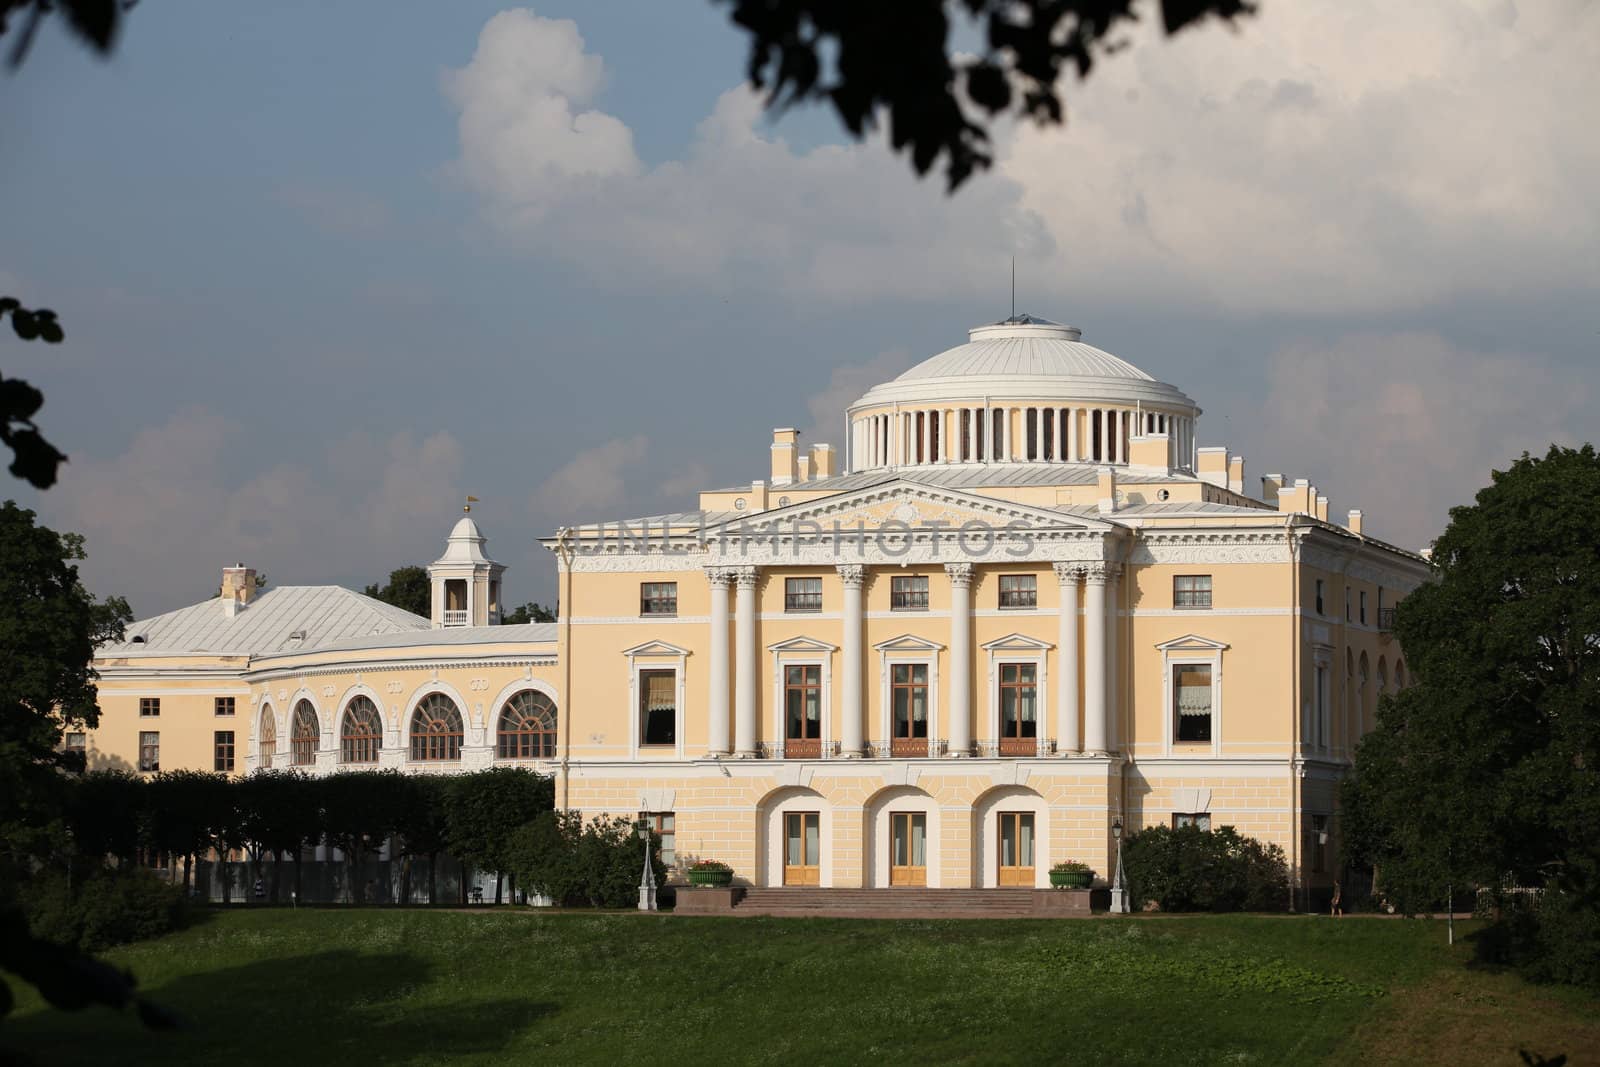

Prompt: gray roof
xmin=104 ymin=586 xmax=431 ymax=656
xmin=265 ymin=622 xmax=558 ymax=659
xmin=710 ymin=464 xmax=1193 ymax=496
xmin=1110 ymin=500 xmax=1275 ymax=517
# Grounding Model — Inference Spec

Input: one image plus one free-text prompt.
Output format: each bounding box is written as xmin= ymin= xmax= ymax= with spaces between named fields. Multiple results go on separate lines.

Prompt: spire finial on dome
xmin=464 ymin=494 xmax=478 ymax=514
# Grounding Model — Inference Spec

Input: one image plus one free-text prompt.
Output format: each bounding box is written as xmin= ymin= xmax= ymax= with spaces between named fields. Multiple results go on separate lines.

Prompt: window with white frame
xmin=997 ymin=663 xmax=1038 ymax=753
xmin=640 ymin=582 xmax=678 ymax=616
xmin=784 ymin=664 xmax=823 ymax=757
xmin=640 ymin=668 xmax=677 ymax=746
xmin=1174 ymin=575 xmax=1212 ymax=609
xmin=1173 ymin=812 xmax=1212 ymax=831
xmin=890 ymin=663 xmax=929 ymax=754
xmin=1173 ymin=664 xmax=1213 ymax=742
xmin=138 ymin=730 xmax=160 ymax=772
xmin=215 ymin=696 xmax=235 ymax=716
xmin=640 ymin=811 xmax=675 ymax=867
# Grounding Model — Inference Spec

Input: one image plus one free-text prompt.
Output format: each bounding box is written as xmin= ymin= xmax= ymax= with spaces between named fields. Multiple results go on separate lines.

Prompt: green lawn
xmin=4 ymin=910 xmax=1595 ymax=1065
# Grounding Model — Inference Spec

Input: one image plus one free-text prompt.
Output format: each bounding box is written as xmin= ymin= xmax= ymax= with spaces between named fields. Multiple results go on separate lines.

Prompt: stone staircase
xmin=732 ymin=887 xmax=1045 ymax=919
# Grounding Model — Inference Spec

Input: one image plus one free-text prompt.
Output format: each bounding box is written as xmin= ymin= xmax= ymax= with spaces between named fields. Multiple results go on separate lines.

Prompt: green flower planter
xmin=1050 ymin=869 xmax=1092 ymax=889
xmin=688 ymin=868 xmax=734 ymax=887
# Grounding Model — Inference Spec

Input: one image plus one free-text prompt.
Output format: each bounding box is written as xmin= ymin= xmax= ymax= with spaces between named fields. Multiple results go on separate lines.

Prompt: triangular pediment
xmin=873 ymin=633 xmax=945 ymax=653
xmin=767 ymin=635 xmax=839 ymax=654
xmin=1154 ymin=634 xmax=1230 ymax=652
xmin=706 ymin=478 xmax=1117 ymax=536
xmin=620 ymin=640 xmax=691 ymax=658
xmin=980 ymin=632 xmax=1055 ymax=652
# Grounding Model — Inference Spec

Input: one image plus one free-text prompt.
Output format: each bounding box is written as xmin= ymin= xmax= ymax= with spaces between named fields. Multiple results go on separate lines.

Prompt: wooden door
xmin=889 ymin=812 xmax=928 ymax=886
xmin=784 ymin=811 xmax=820 ymax=886
xmin=998 ymin=811 xmax=1035 ymax=887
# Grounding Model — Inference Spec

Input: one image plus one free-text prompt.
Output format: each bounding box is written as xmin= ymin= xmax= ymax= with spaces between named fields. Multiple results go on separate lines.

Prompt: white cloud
xmin=447 ymin=3 xmax=1599 ymax=314
xmin=530 ymin=434 xmax=650 ymax=519
xmin=803 ymin=348 xmax=915 ymax=441
xmin=1256 ymin=331 xmax=1592 ymax=551
xmin=38 ymin=410 xmax=469 ymax=616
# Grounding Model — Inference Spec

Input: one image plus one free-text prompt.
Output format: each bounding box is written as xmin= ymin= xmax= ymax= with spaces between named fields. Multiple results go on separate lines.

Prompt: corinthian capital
xmin=705 ymin=567 xmax=734 ymax=588
xmin=733 ymin=566 xmax=759 ymax=589
xmin=1052 ymin=562 xmax=1082 ymax=584
xmin=944 ymin=562 xmax=974 ymax=588
xmin=836 ymin=564 xmax=866 ymax=588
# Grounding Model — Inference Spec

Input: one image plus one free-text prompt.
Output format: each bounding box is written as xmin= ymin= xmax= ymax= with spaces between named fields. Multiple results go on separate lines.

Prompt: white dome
xmin=895 ymin=317 xmax=1153 ymax=383
xmin=435 ymin=514 xmax=493 ymax=565
xmin=849 ymin=315 xmax=1197 ymax=413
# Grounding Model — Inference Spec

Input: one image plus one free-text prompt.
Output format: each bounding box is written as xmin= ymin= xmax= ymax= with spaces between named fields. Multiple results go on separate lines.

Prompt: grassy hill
xmin=4 ymin=910 xmax=1595 ymax=1065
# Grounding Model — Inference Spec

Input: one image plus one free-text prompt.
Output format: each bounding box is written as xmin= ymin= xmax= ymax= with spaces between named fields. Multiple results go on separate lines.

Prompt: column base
xmin=733 ymin=750 xmax=760 ymax=759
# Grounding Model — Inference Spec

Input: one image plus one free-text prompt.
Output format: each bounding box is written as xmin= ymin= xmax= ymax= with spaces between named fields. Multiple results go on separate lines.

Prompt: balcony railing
xmin=976 ymin=738 xmax=1056 ymax=758
xmin=1378 ymin=607 xmax=1398 ymax=633
xmin=442 ymin=609 xmax=469 ymax=627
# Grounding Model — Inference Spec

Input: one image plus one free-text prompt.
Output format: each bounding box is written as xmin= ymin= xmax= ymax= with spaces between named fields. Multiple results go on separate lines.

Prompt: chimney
xmin=1227 ymin=455 xmax=1245 ymax=495
xmin=749 ymin=479 xmax=768 ymax=513
xmin=1277 ymin=478 xmax=1315 ymax=515
xmin=1097 ymin=467 xmax=1118 ymax=514
xmin=770 ymin=428 xmax=799 ymax=486
xmin=810 ymin=443 xmax=836 ymax=479
xmin=221 ymin=565 xmax=257 ymax=617
xmin=1197 ymin=447 xmax=1229 ymax=489
xmin=1347 ymin=509 xmax=1364 ymax=536
xmin=1315 ymin=494 xmax=1329 ymax=522
xmin=1127 ymin=432 xmax=1170 ymax=472
xmin=1262 ymin=473 xmax=1285 ymax=502
xmin=796 ymin=453 xmax=812 ymax=483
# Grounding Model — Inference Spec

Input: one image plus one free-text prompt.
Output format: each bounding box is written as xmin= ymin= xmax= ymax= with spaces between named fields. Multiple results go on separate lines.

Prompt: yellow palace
xmin=82 ymin=314 xmax=1428 ymax=900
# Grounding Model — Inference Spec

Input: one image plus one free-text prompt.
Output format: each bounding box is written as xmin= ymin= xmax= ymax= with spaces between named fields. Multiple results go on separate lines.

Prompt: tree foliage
xmin=1121 ymin=824 xmax=1288 ymax=912
xmin=443 ymin=766 xmax=555 ymax=902
xmin=363 ymin=565 xmax=432 ymax=619
xmin=1344 ymin=445 xmax=1600 ymax=916
xmin=501 ymin=602 xmax=556 ymax=625
xmin=725 ymin=0 xmax=1254 ymax=189
xmin=0 ymin=298 xmax=68 ymax=488
xmin=508 ymin=811 xmax=663 ymax=909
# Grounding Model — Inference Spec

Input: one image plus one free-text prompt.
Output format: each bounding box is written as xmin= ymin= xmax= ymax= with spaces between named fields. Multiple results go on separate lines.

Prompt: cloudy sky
xmin=5 ymin=0 xmax=1596 ymax=618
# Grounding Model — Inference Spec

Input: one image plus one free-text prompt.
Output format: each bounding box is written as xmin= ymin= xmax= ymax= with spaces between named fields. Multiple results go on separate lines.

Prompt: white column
xmin=1001 ymin=407 xmax=1012 ymax=462
xmin=946 ymin=563 xmax=973 ymax=756
xmin=1068 ymin=407 xmax=1078 ymax=461
xmin=1083 ymin=565 xmax=1109 ymax=753
xmin=920 ymin=410 xmax=930 ymax=466
xmin=838 ymin=565 xmax=865 ymax=756
xmin=707 ymin=569 xmax=732 ymax=755
xmin=1034 ymin=407 xmax=1045 ymax=461
xmin=734 ymin=567 xmax=759 ymax=757
xmin=1104 ymin=563 xmax=1121 ymax=750
xmin=964 ymin=408 xmax=974 ymax=462
xmin=1053 ymin=563 xmax=1081 ymax=753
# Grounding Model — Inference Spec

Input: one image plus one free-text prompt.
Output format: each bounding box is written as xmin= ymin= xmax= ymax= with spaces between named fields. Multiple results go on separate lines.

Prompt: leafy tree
xmin=444 ymin=769 xmax=554 ymax=904
xmin=0 ymin=502 xmax=131 ymax=862
xmin=142 ymin=771 xmax=224 ymax=898
xmin=393 ymin=774 xmax=452 ymax=905
xmin=1343 ymin=445 xmax=1600 ymax=965
xmin=363 ymin=565 xmax=431 ymax=619
xmin=64 ymin=771 xmax=144 ymax=867
xmin=0 ymin=298 xmax=68 ymax=488
xmin=500 ymin=602 xmax=556 ymax=625
xmin=317 ymin=771 xmax=406 ymax=905
xmin=237 ymin=769 xmax=320 ymax=903
xmin=509 ymin=810 xmax=662 ymax=909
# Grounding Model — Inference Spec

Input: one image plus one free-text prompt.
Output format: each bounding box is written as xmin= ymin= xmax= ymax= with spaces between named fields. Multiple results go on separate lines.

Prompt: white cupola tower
xmin=427 ymin=504 xmax=505 ymax=628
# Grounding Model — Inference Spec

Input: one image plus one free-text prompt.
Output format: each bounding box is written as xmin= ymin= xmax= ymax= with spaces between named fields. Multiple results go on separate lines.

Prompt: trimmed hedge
xmin=1122 ymin=824 xmax=1288 ymax=912
xmin=23 ymin=867 xmax=189 ymax=953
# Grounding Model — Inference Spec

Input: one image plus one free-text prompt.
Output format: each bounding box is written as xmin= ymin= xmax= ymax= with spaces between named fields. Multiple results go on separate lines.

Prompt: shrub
xmin=508 ymin=810 xmax=664 ymax=908
xmin=1475 ymin=891 xmax=1600 ymax=990
xmin=23 ymin=866 xmax=189 ymax=952
xmin=1122 ymin=824 xmax=1288 ymax=912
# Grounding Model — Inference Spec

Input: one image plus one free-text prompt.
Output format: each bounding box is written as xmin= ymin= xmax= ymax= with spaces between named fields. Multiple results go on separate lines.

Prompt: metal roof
xmin=104 ymin=586 xmax=431 ymax=656
xmin=257 ymin=622 xmax=558 ymax=660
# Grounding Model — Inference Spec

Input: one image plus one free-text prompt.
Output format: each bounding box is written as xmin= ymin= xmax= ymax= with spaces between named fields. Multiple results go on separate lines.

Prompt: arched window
xmin=259 ymin=705 xmax=276 ymax=769
xmin=291 ymin=700 xmax=319 ymax=766
xmin=1395 ymin=660 xmax=1407 ymax=689
xmin=410 ymin=693 xmax=463 ymax=761
xmin=1377 ymin=657 xmax=1388 ymax=694
xmin=341 ymin=696 xmax=383 ymax=764
xmin=497 ymin=690 xmax=557 ymax=759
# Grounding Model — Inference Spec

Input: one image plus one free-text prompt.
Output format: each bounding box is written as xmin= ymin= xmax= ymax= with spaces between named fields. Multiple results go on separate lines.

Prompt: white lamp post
xmin=635 ymin=818 xmax=657 ymax=912
xmin=1110 ymin=817 xmax=1129 ymax=914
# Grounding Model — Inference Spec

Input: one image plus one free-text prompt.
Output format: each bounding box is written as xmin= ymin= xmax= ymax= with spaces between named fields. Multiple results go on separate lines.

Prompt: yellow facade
xmin=84 ymin=313 xmax=1429 ymax=902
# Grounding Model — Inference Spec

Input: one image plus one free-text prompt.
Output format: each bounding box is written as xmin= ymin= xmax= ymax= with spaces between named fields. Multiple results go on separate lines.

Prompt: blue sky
xmin=5 ymin=1 xmax=1596 ymax=618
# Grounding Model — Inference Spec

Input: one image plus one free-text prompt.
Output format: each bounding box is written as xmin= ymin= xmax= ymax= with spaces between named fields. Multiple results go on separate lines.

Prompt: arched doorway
xmin=757 ymin=787 xmax=832 ymax=887
xmin=864 ymin=786 xmax=940 ymax=888
xmin=972 ymin=785 xmax=1050 ymax=888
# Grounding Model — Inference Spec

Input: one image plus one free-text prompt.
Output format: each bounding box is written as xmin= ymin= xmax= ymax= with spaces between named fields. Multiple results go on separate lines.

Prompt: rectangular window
xmin=640 ymin=582 xmax=678 ymax=616
xmin=784 ymin=664 xmax=823 ymax=758
xmin=998 ymin=574 xmax=1037 ymax=609
xmin=890 ymin=663 xmax=929 ymax=755
xmin=138 ymin=731 xmax=160 ymax=772
xmin=214 ymin=730 xmax=235 ymax=772
xmin=890 ymin=575 xmax=929 ymax=611
xmin=784 ymin=577 xmax=822 ymax=612
xmin=1173 ymin=812 xmax=1212 ymax=831
xmin=639 ymin=669 xmax=676 ymax=746
xmin=64 ymin=732 xmax=86 ymax=754
xmin=215 ymin=696 xmax=235 ymax=716
xmin=1345 ymin=587 xmax=1352 ymax=621
xmin=139 ymin=697 xmax=161 ymax=717
xmin=1315 ymin=578 xmax=1325 ymax=615
xmin=1311 ymin=814 xmax=1328 ymax=873
xmin=1173 ymin=575 xmax=1213 ymax=609
xmin=1173 ymin=663 xmax=1213 ymax=743
xmin=1360 ymin=590 xmax=1368 ymax=624
xmin=998 ymin=663 xmax=1038 ymax=755
xmin=1315 ymin=664 xmax=1328 ymax=748
xmin=641 ymin=811 xmax=675 ymax=867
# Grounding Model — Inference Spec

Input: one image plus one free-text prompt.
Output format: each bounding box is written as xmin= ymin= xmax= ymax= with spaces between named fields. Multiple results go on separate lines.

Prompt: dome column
xmin=946 ymin=563 xmax=973 ymax=756
xmin=734 ymin=567 xmax=759 ymax=757
xmin=838 ymin=565 xmax=866 ymax=756
xmin=1054 ymin=563 xmax=1081 ymax=753
xmin=706 ymin=568 xmax=732 ymax=756
xmin=1083 ymin=564 xmax=1110 ymax=753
